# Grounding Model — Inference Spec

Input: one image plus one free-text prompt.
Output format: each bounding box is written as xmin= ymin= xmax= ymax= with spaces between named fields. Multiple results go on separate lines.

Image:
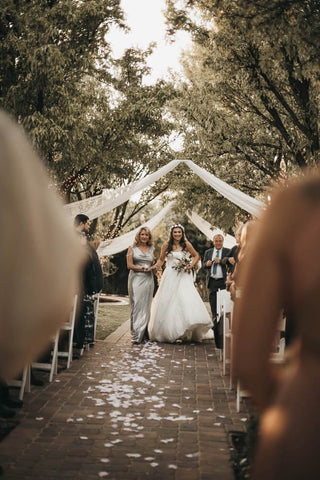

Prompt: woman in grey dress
xmin=127 ymin=227 xmax=155 ymax=344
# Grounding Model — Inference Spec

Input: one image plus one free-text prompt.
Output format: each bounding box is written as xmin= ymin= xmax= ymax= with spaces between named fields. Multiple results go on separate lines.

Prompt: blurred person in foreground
xmin=232 ymin=172 xmax=320 ymax=480
xmin=0 ymin=109 xmax=84 ymax=381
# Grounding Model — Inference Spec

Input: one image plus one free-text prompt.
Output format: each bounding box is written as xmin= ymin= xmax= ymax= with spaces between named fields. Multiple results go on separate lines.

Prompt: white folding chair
xmin=222 ymin=291 xmax=233 ymax=376
xmin=7 ymin=364 xmax=31 ymax=400
xmin=236 ymin=381 xmax=250 ymax=412
xmin=216 ymin=289 xmax=229 ymax=361
xmin=236 ymin=316 xmax=286 ymax=412
xmin=93 ymin=292 xmax=100 ymax=342
xmin=57 ymin=294 xmax=78 ymax=368
xmin=32 ymin=294 xmax=78 ymax=380
xmin=32 ymin=330 xmax=59 ymax=382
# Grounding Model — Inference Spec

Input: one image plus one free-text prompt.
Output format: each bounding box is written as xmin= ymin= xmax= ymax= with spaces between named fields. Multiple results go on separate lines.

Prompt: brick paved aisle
xmin=0 ymin=321 xmax=250 ymax=480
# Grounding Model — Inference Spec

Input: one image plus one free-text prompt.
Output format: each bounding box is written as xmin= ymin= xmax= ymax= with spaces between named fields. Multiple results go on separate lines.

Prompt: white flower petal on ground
xmin=98 ymin=472 xmax=109 ymax=477
xmin=126 ymin=453 xmax=141 ymax=458
xmin=161 ymin=438 xmax=174 ymax=444
xmin=214 ymin=422 xmax=221 ymax=426
xmin=80 ymin=436 xmax=88 ymax=440
xmin=100 ymin=459 xmax=110 ymax=463
xmin=154 ymin=449 xmax=163 ymax=453
xmin=186 ymin=452 xmax=199 ymax=458
xmin=150 ymin=463 xmax=159 ymax=467
xmin=168 ymin=464 xmax=178 ymax=469
xmin=35 ymin=417 xmax=44 ymax=421
xmin=144 ymin=457 xmax=155 ymax=461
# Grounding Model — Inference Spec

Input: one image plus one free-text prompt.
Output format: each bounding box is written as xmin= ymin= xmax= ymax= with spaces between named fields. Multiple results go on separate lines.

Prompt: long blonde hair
xmin=133 ymin=227 xmax=153 ymax=247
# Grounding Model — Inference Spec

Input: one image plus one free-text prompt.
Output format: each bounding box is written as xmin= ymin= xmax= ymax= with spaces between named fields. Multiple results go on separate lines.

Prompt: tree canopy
xmin=164 ymin=0 xmax=320 ymax=230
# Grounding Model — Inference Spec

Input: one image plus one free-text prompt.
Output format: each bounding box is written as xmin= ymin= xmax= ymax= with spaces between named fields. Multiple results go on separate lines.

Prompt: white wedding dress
xmin=148 ymin=251 xmax=213 ymax=343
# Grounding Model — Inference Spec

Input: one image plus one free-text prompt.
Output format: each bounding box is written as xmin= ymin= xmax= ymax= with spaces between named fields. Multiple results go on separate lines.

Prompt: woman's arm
xmin=186 ymin=241 xmax=200 ymax=270
xmin=149 ymin=242 xmax=168 ymax=272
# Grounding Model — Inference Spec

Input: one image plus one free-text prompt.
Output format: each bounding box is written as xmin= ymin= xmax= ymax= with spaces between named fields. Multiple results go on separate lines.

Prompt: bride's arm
xmin=150 ymin=242 xmax=168 ymax=272
xmin=186 ymin=241 xmax=200 ymax=270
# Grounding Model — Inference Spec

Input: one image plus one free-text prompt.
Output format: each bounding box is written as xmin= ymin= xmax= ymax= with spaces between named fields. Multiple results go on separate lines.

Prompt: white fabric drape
xmin=183 ymin=160 xmax=264 ymax=217
xmin=64 ymin=160 xmax=181 ymax=220
xmin=97 ymin=202 xmax=174 ymax=257
xmin=64 ymin=159 xmax=264 ymax=220
xmin=187 ymin=211 xmax=236 ymax=249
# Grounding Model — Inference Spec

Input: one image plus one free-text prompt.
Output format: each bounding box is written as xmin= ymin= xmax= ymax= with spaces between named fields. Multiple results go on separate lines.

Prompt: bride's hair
xmin=167 ymin=224 xmax=187 ymax=253
xmin=133 ymin=227 xmax=153 ymax=247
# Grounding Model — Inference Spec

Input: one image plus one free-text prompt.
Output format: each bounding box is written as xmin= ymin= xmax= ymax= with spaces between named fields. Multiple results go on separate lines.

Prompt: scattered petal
xmin=168 ymin=464 xmax=178 ymax=469
xmin=100 ymin=459 xmax=110 ymax=463
xmin=35 ymin=417 xmax=44 ymax=421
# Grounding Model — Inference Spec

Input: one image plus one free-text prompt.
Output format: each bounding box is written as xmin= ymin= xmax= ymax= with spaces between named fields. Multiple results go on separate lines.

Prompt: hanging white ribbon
xmin=183 ymin=160 xmax=264 ymax=217
xmin=97 ymin=202 xmax=174 ymax=257
xmin=187 ymin=211 xmax=236 ymax=249
xmin=64 ymin=160 xmax=181 ymax=220
xmin=64 ymin=159 xmax=264 ymax=220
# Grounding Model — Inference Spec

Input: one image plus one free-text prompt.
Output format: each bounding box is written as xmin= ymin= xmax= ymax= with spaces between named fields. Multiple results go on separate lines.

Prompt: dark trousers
xmin=208 ymin=277 xmax=226 ymax=319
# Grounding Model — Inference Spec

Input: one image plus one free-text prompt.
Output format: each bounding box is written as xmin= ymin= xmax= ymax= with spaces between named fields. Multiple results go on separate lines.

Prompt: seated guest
xmin=232 ymin=171 xmax=320 ymax=480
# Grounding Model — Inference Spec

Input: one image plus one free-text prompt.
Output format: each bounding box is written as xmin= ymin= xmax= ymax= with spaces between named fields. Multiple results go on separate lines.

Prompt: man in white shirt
xmin=203 ymin=234 xmax=230 ymax=321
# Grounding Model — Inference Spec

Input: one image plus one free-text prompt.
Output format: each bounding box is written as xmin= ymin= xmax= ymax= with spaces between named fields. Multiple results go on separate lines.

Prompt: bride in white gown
xmin=148 ymin=224 xmax=213 ymax=343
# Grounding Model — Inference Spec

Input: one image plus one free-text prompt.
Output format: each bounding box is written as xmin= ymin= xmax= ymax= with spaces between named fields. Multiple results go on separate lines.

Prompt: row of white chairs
xmin=216 ymin=289 xmax=286 ymax=412
xmin=8 ymin=293 xmax=101 ymax=400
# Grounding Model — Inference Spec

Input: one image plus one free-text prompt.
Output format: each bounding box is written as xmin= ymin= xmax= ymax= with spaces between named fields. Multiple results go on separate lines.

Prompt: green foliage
xmin=164 ymin=0 xmax=320 ymax=230
xmin=0 ymin=0 xmax=177 ymax=223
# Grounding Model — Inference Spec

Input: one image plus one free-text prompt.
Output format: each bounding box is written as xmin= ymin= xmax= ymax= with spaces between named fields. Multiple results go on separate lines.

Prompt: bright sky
xmin=106 ymin=0 xmax=192 ymax=84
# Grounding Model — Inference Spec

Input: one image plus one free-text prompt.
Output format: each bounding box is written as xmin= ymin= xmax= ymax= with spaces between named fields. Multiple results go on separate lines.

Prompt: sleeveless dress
xmin=148 ymin=251 xmax=213 ymax=343
xmin=128 ymin=246 xmax=155 ymax=343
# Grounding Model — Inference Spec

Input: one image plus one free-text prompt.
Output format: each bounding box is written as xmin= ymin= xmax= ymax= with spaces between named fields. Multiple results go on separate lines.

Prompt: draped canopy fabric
xmin=97 ymin=202 xmax=174 ymax=257
xmin=64 ymin=159 xmax=265 ymax=220
xmin=97 ymin=201 xmax=236 ymax=257
xmin=187 ymin=211 xmax=236 ymax=249
xmin=64 ymin=160 xmax=181 ymax=220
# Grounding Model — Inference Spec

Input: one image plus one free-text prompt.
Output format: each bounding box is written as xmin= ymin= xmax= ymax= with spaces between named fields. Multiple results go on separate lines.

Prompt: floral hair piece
xmin=170 ymin=223 xmax=185 ymax=232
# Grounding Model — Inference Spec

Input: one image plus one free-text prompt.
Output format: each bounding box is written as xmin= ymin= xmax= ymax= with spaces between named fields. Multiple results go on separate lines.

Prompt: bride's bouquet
xmin=172 ymin=253 xmax=192 ymax=274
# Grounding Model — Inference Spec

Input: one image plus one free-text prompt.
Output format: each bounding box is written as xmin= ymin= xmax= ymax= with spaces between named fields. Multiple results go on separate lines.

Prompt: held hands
xmin=206 ymin=258 xmax=220 ymax=267
xmin=149 ymin=264 xmax=160 ymax=273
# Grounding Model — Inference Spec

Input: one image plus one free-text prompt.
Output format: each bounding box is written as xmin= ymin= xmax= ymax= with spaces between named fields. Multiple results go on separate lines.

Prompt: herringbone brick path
xmin=0 ymin=320 xmax=250 ymax=479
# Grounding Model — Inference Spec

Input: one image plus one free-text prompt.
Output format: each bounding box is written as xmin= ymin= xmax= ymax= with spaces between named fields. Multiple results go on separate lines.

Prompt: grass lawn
xmin=96 ymin=302 xmax=131 ymax=340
